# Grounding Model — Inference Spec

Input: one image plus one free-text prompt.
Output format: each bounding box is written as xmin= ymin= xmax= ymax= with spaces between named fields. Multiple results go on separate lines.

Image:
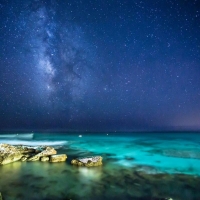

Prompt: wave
xmin=0 ymin=133 xmax=34 ymax=139
xmin=0 ymin=139 xmax=67 ymax=146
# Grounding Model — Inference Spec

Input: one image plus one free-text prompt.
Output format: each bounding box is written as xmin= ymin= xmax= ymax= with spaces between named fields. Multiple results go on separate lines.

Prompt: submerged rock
xmin=0 ymin=192 xmax=2 ymax=200
xmin=28 ymin=147 xmax=57 ymax=161
xmin=0 ymin=143 xmax=23 ymax=165
xmin=71 ymin=156 xmax=103 ymax=167
xmin=163 ymin=149 xmax=200 ymax=159
xmin=134 ymin=165 xmax=160 ymax=174
xmin=50 ymin=154 xmax=67 ymax=162
xmin=149 ymin=149 xmax=200 ymax=160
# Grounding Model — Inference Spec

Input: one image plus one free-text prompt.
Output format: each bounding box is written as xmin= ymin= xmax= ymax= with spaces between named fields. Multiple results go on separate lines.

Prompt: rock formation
xmin=0 ymin=143 xmax=103 ymax=167
xmin=71 ymin=156 xmax=103 ymax=167
xmin=28 ymin=147 xmax=57 ymax=161
xmin=0 ymin=143 xmax=57 ymax=165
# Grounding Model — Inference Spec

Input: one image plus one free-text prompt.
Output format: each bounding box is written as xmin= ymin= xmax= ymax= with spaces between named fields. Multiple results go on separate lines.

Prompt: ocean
xmin=0 ymin=132 xmax=200 ymax=200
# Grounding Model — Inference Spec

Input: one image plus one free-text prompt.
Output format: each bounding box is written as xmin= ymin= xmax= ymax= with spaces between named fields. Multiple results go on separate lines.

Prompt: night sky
xmin=0 ymin=0 xmax=200 ymax=132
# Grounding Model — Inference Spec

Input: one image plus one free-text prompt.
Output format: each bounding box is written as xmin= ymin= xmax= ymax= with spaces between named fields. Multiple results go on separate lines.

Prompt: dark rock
xmin=148 ymin=148 xmax=200 ymax=160
xmin=124 ymin=156 xmax=135 ymax=161
xmin=135 ymin=165 xmax=160 ymax=174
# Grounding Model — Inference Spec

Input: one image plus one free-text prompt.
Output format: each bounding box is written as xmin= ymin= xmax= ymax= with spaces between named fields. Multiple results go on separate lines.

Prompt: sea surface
xmin=0 ymin=132 xmax=200 ymax=200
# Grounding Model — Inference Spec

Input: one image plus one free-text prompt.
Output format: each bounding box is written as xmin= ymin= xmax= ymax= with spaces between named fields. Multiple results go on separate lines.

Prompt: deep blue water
xmin=0 ymin=132 xmax=200 ymax=200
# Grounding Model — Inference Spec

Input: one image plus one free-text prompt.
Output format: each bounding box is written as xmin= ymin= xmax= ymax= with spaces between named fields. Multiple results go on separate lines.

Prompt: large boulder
xmin=28 ymin=147 xmax=57 ymax=161
xmin=50 ymin=154 xmax=67 ymax=163
xmin=71 ymin=156 xmax=103 ymax=167
xmin=0 ymin=144 xmax=23 ymax=165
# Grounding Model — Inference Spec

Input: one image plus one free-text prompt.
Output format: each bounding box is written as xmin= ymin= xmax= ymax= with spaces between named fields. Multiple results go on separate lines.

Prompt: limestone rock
xmin=28 ymin=147 xmax=57 ymax=161
xmin=15 ymin=145 xmax=35 ymax=154
xmin=71 ymin=156 xmax=102 ymax=167
xmin=0 ymin=143 xmax=23 ymax=165
xmin=50 ymin=154 xmax=67 ymax=162
xmin=41 ymin=156 xmax=49 ymax=162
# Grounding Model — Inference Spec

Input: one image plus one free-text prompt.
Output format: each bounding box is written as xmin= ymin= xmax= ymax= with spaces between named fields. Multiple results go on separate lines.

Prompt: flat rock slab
xmin=50 ymin=154 xmax=67 ymax=162
xmin=71 ymin=156 xmax=103 ymax=167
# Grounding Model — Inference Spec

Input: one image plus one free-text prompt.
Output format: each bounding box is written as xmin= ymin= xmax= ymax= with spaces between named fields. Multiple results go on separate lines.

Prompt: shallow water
xmin=0 ymin=132 xmax=200 ymax=200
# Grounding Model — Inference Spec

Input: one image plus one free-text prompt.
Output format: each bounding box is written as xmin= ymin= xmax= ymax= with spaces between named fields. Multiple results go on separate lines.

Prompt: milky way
xmin=0 ymin=0 xmax=200 ymax=131
xmin=21 ymin=1 xmax=96 ymax=111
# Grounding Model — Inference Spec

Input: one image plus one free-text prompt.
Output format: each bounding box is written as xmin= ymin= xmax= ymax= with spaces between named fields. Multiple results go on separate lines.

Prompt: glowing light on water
xmin=78 ymin=167 xmax=102 ymax=180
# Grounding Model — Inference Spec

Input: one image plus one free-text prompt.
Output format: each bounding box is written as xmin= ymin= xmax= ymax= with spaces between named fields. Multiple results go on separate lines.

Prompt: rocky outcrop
xmin=71 ymin=156 xmax=103 ymax=167
xmin=0 ymin=144 xmax=103 ymax=167
xmin=0 ymin=144 xmax=58 ymax=165
xmin=0 ymin=144 xmax=23 ymax=165
xmin=28 ymin=147 xmax=57 ymax=161
xmin=50 ymin=154 xmax=67 ymax=162
xmin=0 ymin=144 xmax=108 ymax=167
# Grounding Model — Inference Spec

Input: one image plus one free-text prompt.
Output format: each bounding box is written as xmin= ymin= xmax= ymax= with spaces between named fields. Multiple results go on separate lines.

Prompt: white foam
xmin=0 ymin=133 xmax=34 ymax=139
xmin=0 ymin=139 xmax=67 ymax=146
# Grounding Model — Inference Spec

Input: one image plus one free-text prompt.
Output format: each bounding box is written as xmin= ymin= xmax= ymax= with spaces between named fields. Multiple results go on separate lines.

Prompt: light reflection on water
xmin=78 ymin=167 xmax=102 ymax=180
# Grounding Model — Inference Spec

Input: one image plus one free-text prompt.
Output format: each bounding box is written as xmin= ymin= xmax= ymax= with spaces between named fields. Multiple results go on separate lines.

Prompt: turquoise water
xmin=0 ymin=132 xmax=200 ymax=199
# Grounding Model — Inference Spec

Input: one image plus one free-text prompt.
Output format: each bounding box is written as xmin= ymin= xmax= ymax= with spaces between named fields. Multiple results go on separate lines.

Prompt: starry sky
xmin=0 ymin=0 xmax=200 ymax=132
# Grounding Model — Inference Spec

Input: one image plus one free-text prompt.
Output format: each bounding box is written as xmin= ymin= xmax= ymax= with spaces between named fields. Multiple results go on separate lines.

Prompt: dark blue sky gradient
xmin=0 ymin=0 xmax=200 ymax=131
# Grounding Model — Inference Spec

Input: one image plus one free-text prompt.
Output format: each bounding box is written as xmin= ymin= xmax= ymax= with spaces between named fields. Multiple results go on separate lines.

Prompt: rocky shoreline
xmin=0 ymin=143 xmax=103 ymax=166
xmin=0 ymin=143 xmax=66 ymax=164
